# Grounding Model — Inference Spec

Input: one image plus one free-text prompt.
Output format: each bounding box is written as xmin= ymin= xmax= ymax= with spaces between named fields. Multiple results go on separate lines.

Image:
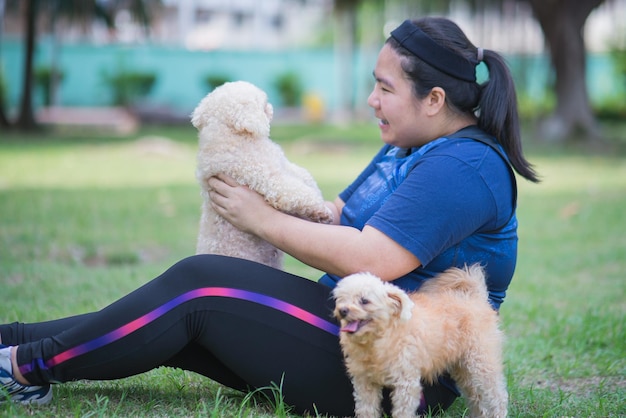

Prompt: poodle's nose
xmin=338 ymin=307 xmax=349 ymax=318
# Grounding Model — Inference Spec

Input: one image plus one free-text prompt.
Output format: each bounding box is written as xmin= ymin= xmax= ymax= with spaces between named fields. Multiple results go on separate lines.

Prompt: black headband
xmin=390 ymin=20 xmax=477 ymax=82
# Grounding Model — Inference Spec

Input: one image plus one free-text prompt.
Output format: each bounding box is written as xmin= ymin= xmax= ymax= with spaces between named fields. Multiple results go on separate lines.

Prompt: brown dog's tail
xmin=418 ymin=264 xmax=489 ymax=300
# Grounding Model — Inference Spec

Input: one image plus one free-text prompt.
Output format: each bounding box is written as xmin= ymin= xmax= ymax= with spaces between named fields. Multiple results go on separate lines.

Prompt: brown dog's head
xmin=190 ymin=81 xmax=273 ymax=138
xmin=332 ymin=272 xmax=414 ymax=338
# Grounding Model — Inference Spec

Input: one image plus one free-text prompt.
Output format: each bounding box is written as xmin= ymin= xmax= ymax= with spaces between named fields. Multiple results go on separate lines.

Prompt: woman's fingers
xmin=214 ymin=173 xmax=239 ymax=187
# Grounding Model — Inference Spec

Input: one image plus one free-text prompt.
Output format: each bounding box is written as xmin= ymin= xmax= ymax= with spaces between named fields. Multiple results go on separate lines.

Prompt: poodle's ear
xmin=190 ymin=94 xmax=212 ymax=130
xmin=386 ymin=284 xmax=414 ymax=321
xmin=230 ymin=99 xmax=272 ymax=137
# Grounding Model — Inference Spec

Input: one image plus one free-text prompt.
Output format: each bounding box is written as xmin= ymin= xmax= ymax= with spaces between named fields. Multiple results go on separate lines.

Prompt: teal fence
xmin=1 ymin=38 xmax=621 ymax=119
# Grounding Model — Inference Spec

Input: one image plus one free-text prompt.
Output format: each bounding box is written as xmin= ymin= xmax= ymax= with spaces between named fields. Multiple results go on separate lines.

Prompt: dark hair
xmin=386 ymin=17 xmax=539 ymax=183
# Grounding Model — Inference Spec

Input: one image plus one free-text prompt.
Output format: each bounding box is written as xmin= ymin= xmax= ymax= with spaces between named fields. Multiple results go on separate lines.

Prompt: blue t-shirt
xmin=319 ymin=126 xmax=517 ymax=310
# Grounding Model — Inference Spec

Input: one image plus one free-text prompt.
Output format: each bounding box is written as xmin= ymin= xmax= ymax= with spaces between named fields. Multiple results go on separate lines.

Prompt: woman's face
xmin=367 ymin=44 xmax=431 ymax=148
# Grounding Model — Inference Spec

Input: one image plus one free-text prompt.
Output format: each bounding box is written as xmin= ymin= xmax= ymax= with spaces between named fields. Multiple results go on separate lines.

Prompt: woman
xmin=1 ymin=17 xmax=538 ymax=416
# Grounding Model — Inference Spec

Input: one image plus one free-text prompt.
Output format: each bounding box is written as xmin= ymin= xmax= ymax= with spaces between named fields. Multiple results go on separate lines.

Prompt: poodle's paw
xmin=304 ymin=205 xmax=334 ymax=224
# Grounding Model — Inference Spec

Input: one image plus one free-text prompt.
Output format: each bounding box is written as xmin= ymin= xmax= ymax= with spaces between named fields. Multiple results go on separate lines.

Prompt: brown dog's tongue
xmin=341 ymin=321 xmax=359 ymax=333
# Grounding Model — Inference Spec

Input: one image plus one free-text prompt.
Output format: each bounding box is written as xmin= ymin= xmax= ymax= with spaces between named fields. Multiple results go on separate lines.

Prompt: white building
xmin=151 ymin=0 xmax=333 ymax=50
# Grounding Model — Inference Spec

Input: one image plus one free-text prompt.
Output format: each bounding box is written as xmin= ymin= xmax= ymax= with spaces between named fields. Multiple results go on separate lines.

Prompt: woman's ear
xmin=425 ymin=87 xmax=446 ymax=116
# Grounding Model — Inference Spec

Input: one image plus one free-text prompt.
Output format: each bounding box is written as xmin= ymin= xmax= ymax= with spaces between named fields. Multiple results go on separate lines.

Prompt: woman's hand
xmin=325 ymin=197 xmax=345 ymax=225
xmin=207 ymin=174 xmax=275 ymax=235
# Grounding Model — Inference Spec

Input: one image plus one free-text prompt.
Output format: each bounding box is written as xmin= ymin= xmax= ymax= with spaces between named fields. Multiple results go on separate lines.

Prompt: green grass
xmin=1 ymin=123 xmax=625 ymax=417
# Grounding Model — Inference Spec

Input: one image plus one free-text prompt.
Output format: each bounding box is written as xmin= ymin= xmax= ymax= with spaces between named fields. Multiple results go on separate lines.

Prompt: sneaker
xmin=0 ymin=345 xmax=52 ymax=405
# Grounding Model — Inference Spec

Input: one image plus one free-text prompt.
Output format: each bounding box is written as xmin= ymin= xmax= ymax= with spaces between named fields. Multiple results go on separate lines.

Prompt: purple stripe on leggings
xmin=19 ymin=287 xmax=339 ymax=375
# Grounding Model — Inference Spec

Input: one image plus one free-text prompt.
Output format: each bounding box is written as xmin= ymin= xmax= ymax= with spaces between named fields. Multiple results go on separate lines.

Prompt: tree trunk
xmin=16 ymin=0 xmax=38 ymax=131
xmin=527 ymin=0 xmax=604 ymax=141
xmin=333 ymin=0 xmax=360 ymax=122
xmin=0 ymin=100 xmax=10 ymax=129
xmin=0 ymin=0 xmax=11 ymax=129
xmin=0 ymin=99 xmax=9 ymax=128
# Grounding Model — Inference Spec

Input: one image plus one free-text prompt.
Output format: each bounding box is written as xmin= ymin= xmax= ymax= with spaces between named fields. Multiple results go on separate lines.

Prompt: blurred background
xmin=0 ymin=0 xmax=625 ymax=141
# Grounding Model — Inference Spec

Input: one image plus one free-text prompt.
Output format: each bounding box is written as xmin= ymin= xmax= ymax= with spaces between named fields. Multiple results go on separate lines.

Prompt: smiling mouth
xmin=340 ymin=319 xmax=372 ymax=333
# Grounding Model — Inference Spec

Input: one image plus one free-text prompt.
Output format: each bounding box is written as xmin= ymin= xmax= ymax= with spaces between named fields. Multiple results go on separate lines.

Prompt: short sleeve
xmin=366 ymin=154 xmax=498 ymax=266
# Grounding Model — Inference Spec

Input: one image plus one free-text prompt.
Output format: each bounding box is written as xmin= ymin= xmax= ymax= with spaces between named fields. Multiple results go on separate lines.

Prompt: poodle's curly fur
xmin=192 ymin=81 xmax=333 ymax=269
xmin=332 ymin=265 xmax=508 ymax=418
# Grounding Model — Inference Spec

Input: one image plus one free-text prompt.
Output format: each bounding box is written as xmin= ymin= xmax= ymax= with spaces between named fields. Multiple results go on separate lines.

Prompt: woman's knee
xmin=158 ymin=254 xmax=259 ymax=289
xmin=155 ymin=254 xmax=222 ymax=288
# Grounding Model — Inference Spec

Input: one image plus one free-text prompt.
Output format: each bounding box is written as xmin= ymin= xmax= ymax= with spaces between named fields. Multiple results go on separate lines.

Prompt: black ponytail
xmin=479 ymin=49 xmax=539 ymax=182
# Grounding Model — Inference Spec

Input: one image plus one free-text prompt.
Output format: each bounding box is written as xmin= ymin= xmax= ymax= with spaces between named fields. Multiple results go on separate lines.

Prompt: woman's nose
xmin=367 ymin=90 xmax=378 ymax=109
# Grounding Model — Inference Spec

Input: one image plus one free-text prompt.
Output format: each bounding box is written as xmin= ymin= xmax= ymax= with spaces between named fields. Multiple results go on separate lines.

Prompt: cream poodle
xmin=332 ymin=265 xmax=508 ymax=418
xmin=191 ymin=81 xmax=333 ymax=269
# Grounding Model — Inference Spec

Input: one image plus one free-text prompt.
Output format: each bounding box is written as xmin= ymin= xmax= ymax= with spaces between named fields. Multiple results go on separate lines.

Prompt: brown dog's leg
xmin=352 ymin=376 xmax=383 ymax=418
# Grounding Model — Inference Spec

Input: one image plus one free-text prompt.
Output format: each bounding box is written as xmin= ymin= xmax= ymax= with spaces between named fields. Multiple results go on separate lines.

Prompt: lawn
xmin=0 ymin=122 xmax=624 ymax=417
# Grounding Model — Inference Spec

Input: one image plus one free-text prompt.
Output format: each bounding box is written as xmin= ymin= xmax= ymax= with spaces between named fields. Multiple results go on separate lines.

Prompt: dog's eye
xmin=360 ymin=297 xmax=370 ymax=305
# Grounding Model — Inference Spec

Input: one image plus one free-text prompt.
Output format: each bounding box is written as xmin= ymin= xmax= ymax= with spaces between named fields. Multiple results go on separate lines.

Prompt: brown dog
xmin=332 ymin=265 xmax=508 ymax=418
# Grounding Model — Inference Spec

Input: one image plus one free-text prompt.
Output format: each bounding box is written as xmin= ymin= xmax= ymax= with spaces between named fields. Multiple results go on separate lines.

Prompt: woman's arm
xmin=208 ymin=175 xmax=421 ymax=281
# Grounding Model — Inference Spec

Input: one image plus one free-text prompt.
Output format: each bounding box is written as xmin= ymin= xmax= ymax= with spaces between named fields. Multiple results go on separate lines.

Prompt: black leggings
xmin=0 ymin=255 xmax=458 ymax=416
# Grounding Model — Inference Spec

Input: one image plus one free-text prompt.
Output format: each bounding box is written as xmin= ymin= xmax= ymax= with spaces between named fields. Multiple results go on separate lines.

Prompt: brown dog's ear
xmin=386 ymin=285 xmax=414 ymax=321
